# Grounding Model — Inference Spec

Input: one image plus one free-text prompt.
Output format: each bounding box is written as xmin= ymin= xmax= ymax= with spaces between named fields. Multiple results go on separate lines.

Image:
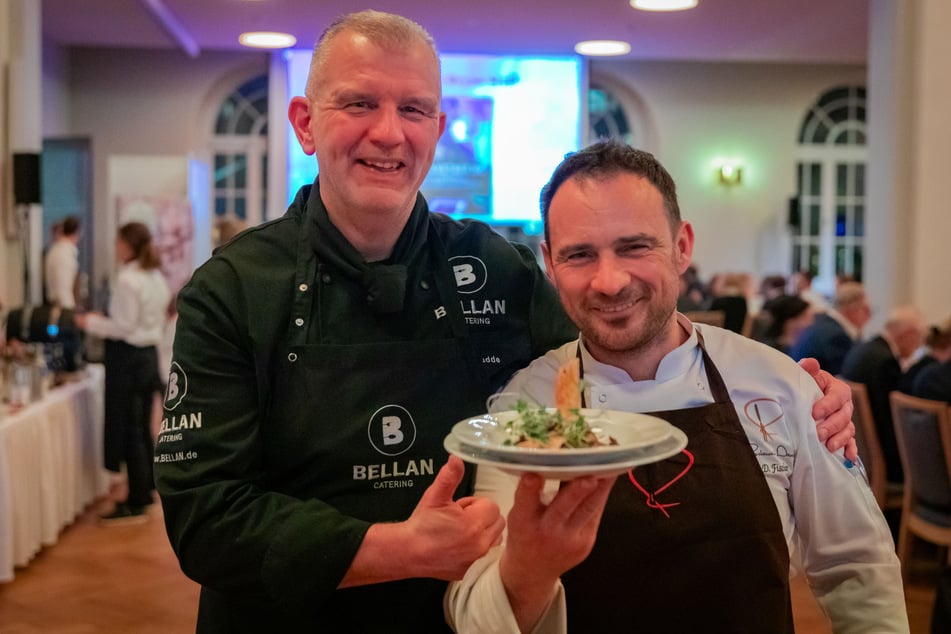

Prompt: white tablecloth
xmin=0 ymin=364 xmax=109 ymax=583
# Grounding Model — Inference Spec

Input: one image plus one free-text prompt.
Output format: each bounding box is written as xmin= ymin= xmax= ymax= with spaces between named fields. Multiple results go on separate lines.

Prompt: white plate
xmin=450 ymin=408 xmax=675 ymax=466
xmin=444 ymin=429 xmax=688 ymax=480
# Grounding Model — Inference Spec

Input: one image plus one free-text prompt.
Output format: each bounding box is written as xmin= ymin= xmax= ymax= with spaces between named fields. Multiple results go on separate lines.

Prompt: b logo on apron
xmin=368 ymin=404 xmax=417 ymax=456
xmin=164 ymin=361 xmax=188 ymax=410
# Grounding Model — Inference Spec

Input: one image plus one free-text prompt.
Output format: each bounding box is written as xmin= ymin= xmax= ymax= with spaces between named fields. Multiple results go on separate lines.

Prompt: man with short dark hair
xmin=448 ymin=141 xmax=906 ymax=633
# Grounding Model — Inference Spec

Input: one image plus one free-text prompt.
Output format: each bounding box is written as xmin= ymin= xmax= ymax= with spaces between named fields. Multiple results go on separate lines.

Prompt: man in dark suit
xmin=841 ymin=305 xmax=925 ymax=484
xmin=790 ymin=282 xmax=871 ymax=375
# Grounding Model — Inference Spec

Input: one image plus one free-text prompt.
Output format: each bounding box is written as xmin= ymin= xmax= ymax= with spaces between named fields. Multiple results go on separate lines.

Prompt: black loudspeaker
xmin=13 ymin=152 xmax=41 ymax=205
xmin=787 ymin=196 xmax=801 ymax=228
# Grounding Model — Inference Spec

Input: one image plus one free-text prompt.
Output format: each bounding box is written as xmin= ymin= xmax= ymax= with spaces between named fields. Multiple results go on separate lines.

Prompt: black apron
xmin=562 ymin=332 xmax=792 ymax=633
xmin=261 ymin=225 xmax=491 ymax=632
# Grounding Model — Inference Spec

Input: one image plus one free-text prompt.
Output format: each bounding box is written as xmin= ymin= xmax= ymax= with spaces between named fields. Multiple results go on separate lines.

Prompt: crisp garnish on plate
xmin=503 ymin=358 xmax=617 ymax=449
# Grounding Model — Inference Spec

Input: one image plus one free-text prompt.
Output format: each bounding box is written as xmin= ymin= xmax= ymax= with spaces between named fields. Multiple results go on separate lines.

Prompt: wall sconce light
xmin=717 ymin=161 xmax=743 ymax=186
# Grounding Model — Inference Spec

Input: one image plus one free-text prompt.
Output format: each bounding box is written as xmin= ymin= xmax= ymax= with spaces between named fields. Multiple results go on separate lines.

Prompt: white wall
xmin=908 ymin=0 xmax=951 ymax=324
xmin=591 ymin=59 xmax=866 ymax=283
xmin=65 ymin=47 xmax=267 ymax=281
xmin=41 ymin=39 xmax=70 ymax=138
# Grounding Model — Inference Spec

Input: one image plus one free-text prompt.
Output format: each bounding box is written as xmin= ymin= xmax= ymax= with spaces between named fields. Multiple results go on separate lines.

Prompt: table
xmin=0 ymin=364 xmax=109 ymax=583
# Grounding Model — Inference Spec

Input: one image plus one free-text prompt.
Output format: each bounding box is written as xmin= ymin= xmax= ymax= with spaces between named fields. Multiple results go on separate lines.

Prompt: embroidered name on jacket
xmin=449 ymin=255 xmax=507 ymax=325
xmin=460 ymin=299 xmax=506 ymax=325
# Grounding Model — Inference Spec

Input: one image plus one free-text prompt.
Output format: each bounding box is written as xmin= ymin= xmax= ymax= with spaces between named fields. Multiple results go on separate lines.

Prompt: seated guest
xmin=790 ymin=281 xmax=871 ymax=375
xmin=901 ymin=316 xmax=951 ymax=393
xmin=677 ymin=272 xmax=705 ymax=312
xmin=709 ymin=272 xmax=750 ymax=334
xmin=759 ymin=274 xmax=788 ymax=301
xmin=792 ymin=269 xmax=830 ymax=313
xmin=681 ymin=264 xmax=709 ymax=305
xmin=749 ymin=274 xmax=787 ymax=315
xmin=753 ymin=295 xmax=815 ymax=355
xmin=912 ymin=316 xmax=951 ymax=404
xmin=841 ymin=305 xmax=926 ymax=485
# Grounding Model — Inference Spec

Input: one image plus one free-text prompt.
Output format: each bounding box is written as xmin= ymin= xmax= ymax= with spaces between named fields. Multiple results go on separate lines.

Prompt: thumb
xmin=418 ymin=455 xmax=465 ymax=507
xmin=798 ymin=357 xmax=821 ymax=379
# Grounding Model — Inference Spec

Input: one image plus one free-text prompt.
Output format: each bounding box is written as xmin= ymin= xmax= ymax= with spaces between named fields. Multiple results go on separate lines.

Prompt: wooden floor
xmin=0 ymin=494 xmax=940 ymax=633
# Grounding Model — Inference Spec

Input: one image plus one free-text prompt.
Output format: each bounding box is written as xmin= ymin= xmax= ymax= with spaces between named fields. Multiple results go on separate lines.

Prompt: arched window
xmin=792 ymin=86 xmax=866 ymax=292
xmin=211 ymin=74 xmax=268 ymax=226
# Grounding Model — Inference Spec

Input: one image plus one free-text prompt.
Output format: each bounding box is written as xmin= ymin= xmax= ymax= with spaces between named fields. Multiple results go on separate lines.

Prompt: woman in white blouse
xmin=77 ymin=222 xmax=170 ymax=523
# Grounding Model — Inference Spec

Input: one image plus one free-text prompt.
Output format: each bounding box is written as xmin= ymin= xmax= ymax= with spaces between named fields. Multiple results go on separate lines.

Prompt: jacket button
xmin=295 ymin=318 xmax=304 ymax=327
xmin=599 ymin=393 xmax=608 ymax=403
xmin=299 ymin=283 xmax=308 ymax=292
xmin=322 ymin=274 xmax=332 ymax=283
xmin=287 ymin=353 xmax=298 ymax=362
xmin=420 ymin=280 xmax=430 ymax=290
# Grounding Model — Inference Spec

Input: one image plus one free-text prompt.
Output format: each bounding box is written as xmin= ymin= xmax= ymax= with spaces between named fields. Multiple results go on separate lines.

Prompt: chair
xmin=709 ymin=295 xmax=748 ymax=333
xmin=845 ymin=380 xmax=903 ymax=511
xmin=683 ymin=310 xmax=725 ymax=328
xmin=890 ymin=391 xmax=951 ymax=583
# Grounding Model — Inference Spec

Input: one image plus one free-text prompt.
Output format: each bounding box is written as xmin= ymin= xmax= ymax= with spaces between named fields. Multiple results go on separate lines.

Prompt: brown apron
xmin=562 ymin=332 xmax=792 ymax=633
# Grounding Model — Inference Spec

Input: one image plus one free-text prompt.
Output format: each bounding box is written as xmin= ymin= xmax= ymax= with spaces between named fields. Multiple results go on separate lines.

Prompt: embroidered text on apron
xmin=562 ymin=331 xmax=792 ymax=633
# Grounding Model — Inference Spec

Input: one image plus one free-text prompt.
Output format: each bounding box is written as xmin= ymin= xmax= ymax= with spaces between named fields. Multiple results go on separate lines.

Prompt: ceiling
xmin=41 ymin=0 xmax=869 ymax=64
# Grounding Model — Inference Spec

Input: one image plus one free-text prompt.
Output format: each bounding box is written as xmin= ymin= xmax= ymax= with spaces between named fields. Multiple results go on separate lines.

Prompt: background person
xmin=792 ymin=269 xmax=830 ymax=313
xmin=790 ymin=281 xmax=872 ymax=375
xmin=752 ymin=294 xmax=815 ymax=355
xmin=901 ymin=316 xmax=951 ymax=394
xmin=841 ymin=304 xmax=926 ymax=486
xmin=447 ymin=141 xmax=905 ymax=634
xmin=44 ymin=215 xmax=81 ymax=309
xmin=76 ymin=222 xmax=170 ymax=523
xmin=153 ymin=10 xmax=856 ymax=633
xmin=911 ymin=315 xmax=951 ymax=404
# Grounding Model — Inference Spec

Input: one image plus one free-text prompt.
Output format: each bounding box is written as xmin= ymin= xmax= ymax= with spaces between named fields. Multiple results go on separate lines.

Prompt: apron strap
xmin=427 ymin=226 xmax=493 ymax=393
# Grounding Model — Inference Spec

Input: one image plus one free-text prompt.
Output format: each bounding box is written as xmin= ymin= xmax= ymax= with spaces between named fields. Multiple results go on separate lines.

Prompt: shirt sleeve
xmin=45 ymin=245 xmax=77 ymax=308
xmin=84 ymin=271 xmax=141 ymax=341
xmin=787 ymin=370 xmax=909 ymax=633
xmin=446 ymin=357 xmax=569 ymax=634
xmin=445 ymin=466 xmax=567 ymax=634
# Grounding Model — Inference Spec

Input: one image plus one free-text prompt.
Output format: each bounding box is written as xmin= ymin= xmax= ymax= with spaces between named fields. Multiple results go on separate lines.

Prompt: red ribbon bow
xmin=627 ymin=449 xmax=695 ymax=518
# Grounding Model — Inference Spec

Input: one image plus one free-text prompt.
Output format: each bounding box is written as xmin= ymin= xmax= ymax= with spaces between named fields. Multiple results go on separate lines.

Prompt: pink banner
xmin=115 ymin=194 xmax=194 ymax=303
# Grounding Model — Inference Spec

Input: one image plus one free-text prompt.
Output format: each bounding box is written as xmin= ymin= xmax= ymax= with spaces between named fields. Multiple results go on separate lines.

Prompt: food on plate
xmin=503 ymin=358 xmax=617 ymax=450
xmin=554 ymin=356 xmax=581 ymax=417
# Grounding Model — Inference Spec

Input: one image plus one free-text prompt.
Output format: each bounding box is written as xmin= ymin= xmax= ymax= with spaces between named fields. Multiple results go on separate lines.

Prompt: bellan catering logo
xmin=164 ymin=362 xmax=187 ymax=411
xmin=367 ymin=405 xmax=417 ymax=457
xmin=449 ymin=255 xmax=487 ymax=294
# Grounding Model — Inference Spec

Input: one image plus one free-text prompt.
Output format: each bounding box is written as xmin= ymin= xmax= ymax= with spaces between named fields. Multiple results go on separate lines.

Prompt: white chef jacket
xmin=83 ymin=262 xmax=170 ymax=348
xmin=445 ymin=315 xmax=908 ymax=634
xmin=44 ymin=239 xmax=78 ymax=309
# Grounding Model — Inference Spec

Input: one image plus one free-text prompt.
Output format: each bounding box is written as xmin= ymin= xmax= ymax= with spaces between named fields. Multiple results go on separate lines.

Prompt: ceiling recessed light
xmin=574 ymin=40 xmax=632 ymax=57
xmin=631 ymin=0 xmax=699 ymax=11
xmin=239 ymin=31 xmax=297 ymax=49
